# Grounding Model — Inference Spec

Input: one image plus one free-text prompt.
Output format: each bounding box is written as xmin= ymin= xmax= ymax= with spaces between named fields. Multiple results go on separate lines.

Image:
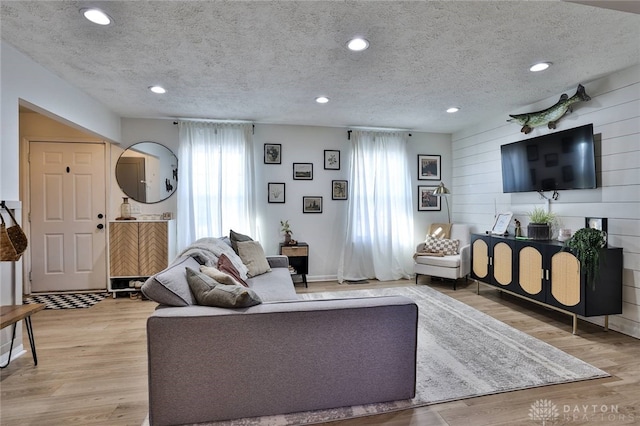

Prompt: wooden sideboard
xmin=470 ymin=233 xmax=622 ymax=334
xmin=108 ymin=220 xmax=175 ymax=296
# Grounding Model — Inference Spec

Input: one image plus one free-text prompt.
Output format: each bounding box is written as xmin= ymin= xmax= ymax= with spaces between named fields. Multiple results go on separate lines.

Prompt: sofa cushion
xmin=424 ymin=235 xmax=459 ymax=255
xmin=237 ymin=240 xmax=271 ymax=277
xmin=200 ymin=265 xmax=243 ymax=287
xmin=218 ymin=253 xmax=248 ymax=287
xmin=414 ymin=253 xmax=462 ymax=268
xmin=229 ymin=229 xmax=253 ymax=254
xmin=247 ymin=267 xmax=299 ymax=302
xmin=141 ymin=256 xmax=199 ymax=306
xmin=186 ymin=267 xmax=262 ymax=308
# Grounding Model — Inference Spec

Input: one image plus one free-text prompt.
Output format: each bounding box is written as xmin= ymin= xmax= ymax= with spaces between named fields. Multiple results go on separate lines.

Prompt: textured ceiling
xmin=1 ymin=1 xmax=639 ymax=133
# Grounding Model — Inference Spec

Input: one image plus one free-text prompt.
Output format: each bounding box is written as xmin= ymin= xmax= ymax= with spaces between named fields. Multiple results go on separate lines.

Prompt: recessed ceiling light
xmin=347 ymin=38 xmax=369 ymax=52
xmin=446 ymin=107 xmax=460 ymax=113
xmin=530 ymin=62 xmax=551 ymax=72
xmin=315 ymin=96 xmax=329 ymax=104
xmin=81 ymin=8 xmax=112 ymax=25
xmin=149 ymin=86 xmax=166 ymax=94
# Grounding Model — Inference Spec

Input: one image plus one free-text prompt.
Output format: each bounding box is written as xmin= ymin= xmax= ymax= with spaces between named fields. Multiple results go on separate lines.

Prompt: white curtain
xmin=176 ymin=121 xmax=255 ymax=251
xmin=338 ymin=130 xmax=414 ymax=282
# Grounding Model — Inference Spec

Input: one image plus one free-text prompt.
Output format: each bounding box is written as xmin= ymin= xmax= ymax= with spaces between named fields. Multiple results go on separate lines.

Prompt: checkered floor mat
xmin=24 ymin=293 xmax=108 ymax=309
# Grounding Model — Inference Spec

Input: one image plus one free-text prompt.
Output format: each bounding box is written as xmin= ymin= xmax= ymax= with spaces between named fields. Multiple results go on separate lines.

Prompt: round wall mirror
xmin=115 ymin=141 xmax=178 ymax=204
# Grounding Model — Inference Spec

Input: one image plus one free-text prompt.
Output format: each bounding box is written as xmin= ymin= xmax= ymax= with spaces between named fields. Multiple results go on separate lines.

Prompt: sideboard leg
xmin=604 ymin=315 xmax=609 ymax=332
xmin=572 ymin=314 xmax=578 ymax=335
xmin=476 ymin=280 xmax=480 ymax=295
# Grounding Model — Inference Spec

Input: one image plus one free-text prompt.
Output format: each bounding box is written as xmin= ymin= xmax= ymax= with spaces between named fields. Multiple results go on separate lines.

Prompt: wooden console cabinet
xmin=471 ymin=234 xmax=622 ymax=333
xmin=108 ymin=220 xmax=175 ymax=296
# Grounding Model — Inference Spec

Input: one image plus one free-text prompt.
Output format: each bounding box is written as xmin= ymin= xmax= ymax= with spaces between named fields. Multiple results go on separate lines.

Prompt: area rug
xmin=23 ymin=292 xmax=108 ymax=309
xmin=143 ymin=286 xmax=609 ymax=426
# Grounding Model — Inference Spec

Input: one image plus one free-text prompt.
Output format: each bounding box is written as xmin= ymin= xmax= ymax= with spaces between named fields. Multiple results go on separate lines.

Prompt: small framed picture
xmin=417 ymin=186 xmax=440 ymax=211
xmin=332 ymin=180 xmax=348 ymax=200
xmin=418 ymin=155 xmax=441 ymax=180
xmin=264 ymin=143 xmax=281 ymax=164
xmin=324 ymin=150 xmax=340 ymax=170
xmin=268 ymin=182 xmax=285 ymax=203
xmin=303 ymin=196 xmax=323 ymax=213
xmin=491 ymin=212 xmax=513 ymax=235
xmin=585 ymin=217 xmax=607 ymax=233
xmin=293 ymin=163 xmax=313 ymax=180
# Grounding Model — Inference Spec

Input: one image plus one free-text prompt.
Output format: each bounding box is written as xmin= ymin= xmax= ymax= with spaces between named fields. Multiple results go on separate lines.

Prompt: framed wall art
xmin=324 ymin=150 xmax=340 ymax=170
xmin=293 ymin=163 xmax=313 ymax=180
xmin=264 ymin=143 xmax=282 ymax=164
xmin=268 ymin=182 xmax=285 ymax=203
xmin=303 ymin=196 xmax=323 ymax=213
xmin=418 ymin=154 xmax=441 ymax=180
xmin=332 ymin=180 xmax=348 ymax=200
xmin=417 ymin=186 xmax=440 ymax=211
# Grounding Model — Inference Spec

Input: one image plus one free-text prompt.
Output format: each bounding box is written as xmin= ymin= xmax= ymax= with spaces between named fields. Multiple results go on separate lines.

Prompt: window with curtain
xmin=176 ymin=121 xmax=255 ymax=251
xmin=338 ymin=130 xmax=414 ymax=282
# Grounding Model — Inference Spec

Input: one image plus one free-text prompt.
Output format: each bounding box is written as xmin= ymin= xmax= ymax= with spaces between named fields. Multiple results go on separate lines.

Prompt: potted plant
xmin=564 ymin=227 xmax=607 ymax=291
xmin=280 ymin=220 xmax=292 ymax=244
xmin=526 ymin=206 xmax=556 ymax=240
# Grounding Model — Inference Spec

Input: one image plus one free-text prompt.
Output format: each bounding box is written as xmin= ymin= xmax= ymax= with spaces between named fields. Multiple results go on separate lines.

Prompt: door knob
xmin=97 ymin=213 xmax=104 ymax=219
xmin=97 ymin=224 xmax=104 ymax=230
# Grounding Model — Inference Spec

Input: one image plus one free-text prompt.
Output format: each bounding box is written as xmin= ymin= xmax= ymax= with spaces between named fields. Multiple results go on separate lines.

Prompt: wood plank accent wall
xmin=451 ymin=64 xmax=640 ymax=338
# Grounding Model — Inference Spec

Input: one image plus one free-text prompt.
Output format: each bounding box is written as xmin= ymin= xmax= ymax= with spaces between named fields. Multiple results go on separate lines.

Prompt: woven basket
xmin=1 ymin=208 xmax=28 ymax=261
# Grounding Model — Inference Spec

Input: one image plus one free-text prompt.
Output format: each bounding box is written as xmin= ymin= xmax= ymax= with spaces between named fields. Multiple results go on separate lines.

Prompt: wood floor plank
xmin=1 ymin=277 xmax=638 ymax=426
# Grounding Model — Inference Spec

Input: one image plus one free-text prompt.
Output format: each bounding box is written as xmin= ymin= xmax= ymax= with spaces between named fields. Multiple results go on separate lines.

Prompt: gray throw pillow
xmin=186 ymin=267 xmax=262 ymax=308
xmin=229 ymin=229 xmax=253 ymax=254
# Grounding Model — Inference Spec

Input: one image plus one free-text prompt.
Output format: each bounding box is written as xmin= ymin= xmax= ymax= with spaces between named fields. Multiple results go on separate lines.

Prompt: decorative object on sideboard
xmin=558 ymin=228 xmax=572 ymax=242
xmin=526 ymin=206 xmax=556 ymax=240
xmin=563 ymin=227 xmax=607 ymax=291
xmin=490 ymin=212 xmax=513 ymax=236
xmin=116 ymin=197 xmax=136 ymax=221
xmin=514 ymin=219 xmax=522 ymax=237
xmin=507 ymin=84 xmax=591 ymax=134
xmin=280 ymin=220 xmax=292 ymax=244
xmin=115 ymin=141 xmax=178 ymax=203
xmin=432 ymin=183 xmax=451 ymax=222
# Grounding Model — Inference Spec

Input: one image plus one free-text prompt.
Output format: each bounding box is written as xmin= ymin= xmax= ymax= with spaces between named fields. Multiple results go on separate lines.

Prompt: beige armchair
xmin=414 ymin=223 xmax=471 ymax=290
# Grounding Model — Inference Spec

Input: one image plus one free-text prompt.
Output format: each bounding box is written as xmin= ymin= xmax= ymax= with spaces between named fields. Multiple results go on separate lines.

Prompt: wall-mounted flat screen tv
xmin=501 ymin=123 xmax=596 ymax=193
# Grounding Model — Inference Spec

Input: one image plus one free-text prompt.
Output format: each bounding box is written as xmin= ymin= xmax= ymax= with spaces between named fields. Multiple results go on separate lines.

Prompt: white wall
xmin=451 ymin=64 xmax=640 ymax=338
xmin=1 ymin=41 xmax=121 ymax=363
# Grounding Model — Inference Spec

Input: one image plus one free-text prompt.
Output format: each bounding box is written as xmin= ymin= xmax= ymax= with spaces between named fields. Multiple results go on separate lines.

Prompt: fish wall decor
xmin=508 ymin=84 xmax=591 ymax=134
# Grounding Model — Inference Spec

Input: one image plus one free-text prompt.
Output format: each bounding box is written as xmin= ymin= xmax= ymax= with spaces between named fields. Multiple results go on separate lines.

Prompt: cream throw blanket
xmin=177 ymin=237 xmax=249 ymax=280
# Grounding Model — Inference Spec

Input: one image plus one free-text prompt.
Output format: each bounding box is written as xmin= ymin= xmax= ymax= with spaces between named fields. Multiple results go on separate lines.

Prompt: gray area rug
xmin=145 ymin=286 xmax=608 ymax=426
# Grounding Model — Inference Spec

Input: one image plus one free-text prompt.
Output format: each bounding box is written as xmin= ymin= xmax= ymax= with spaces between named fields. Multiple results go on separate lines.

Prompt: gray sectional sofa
xmin=142 ymin=239 xmax=418 ymax=426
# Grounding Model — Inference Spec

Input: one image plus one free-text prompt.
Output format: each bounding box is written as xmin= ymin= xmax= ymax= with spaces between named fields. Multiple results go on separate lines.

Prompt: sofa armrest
xmin=459 ymin=243 xmax=471 ymax=276
xmin=416 ymin=242 xmax=426 ymax=252
xmin=266 ymin=255 xmax=288 ymax=268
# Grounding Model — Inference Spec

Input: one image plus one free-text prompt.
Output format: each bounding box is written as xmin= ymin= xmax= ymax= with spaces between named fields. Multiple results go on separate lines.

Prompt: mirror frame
xmin=115 ymin=141 xmax=178 ymax=204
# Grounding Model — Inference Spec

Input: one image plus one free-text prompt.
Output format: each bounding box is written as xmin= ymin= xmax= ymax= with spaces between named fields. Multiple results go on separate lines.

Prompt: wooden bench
xmin=1 ymin=304 xmax=45 ymax=368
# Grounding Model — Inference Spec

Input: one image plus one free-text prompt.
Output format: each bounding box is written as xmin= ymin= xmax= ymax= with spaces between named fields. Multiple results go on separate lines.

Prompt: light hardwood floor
xmin=1 ymin=278 xmax=638 ymax=426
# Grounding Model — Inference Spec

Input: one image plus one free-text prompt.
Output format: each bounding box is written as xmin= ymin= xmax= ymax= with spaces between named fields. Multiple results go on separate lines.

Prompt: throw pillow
xmin=185 ymin=267 xmax=262 ymax=308
xmin=217 ymin=253 xmax=248 ymax=287
xmin=200 ymin=265 xmax=243 ymax=286
xmin=428 ymin=223 xmax=452 ymax=239
xmin=237 ymin=240 xmax=271 ymax=278
xmin=229 ymin=229 xmax=253 ymax=254
xmin=424 ymin=235 xmax=460 ymax=255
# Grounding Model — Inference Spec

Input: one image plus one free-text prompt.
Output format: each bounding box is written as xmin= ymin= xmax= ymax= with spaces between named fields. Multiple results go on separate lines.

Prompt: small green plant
xmin=527 ymin=206 xmax=556 ymax=224
xmin=280 ymin=220 xmax=291 ymax=235
xmin=564 ymin=227 xmax=607 ymax=291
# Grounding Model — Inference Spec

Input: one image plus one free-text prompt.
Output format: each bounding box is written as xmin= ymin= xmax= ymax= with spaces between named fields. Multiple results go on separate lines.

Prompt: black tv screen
xmin=501 ymin=124 xmax=596 ymax=193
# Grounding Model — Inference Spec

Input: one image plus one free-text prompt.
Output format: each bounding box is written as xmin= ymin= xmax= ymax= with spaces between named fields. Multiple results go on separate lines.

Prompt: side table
xmin=279 ymin=242 xmax=309 ymax=287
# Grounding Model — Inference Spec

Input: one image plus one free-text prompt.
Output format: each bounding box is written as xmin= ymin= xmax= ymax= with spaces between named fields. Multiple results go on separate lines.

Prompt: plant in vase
xmin=280 ymin=220 xmax=292 ymax=244
xmin=564 ymin=227 xmax=607 ymax=291
xmin=526 ymin=206 xmax=556 ymax=240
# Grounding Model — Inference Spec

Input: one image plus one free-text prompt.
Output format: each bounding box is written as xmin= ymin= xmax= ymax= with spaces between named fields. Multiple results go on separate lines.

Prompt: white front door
xmin=29 ymin=142 xmax=107 ymax=292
